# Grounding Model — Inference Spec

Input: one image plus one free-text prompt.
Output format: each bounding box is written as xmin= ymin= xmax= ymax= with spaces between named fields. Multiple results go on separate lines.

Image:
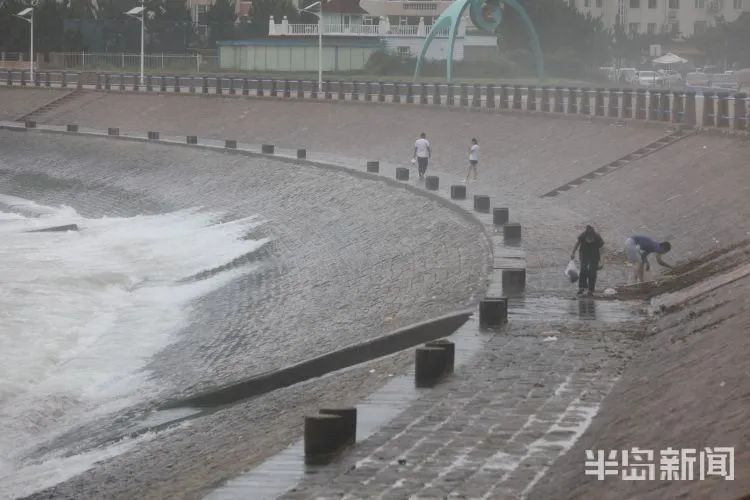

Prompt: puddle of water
xmin=508 ymin=296 xmax=643 ymax=323
xmin=204 ymin=318 xmax=486 ymax=500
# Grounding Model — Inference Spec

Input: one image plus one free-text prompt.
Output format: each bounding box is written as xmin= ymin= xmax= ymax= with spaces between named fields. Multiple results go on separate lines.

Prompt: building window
xmin=734 ymin=0 xmax=742 ymax=8
xmin=649 ymin=0 xmax=657 ymax=7
xmin=396 ymin=46 xmax=410 ymax=57
xmin=647 ymin=22 xmax=657 ymax=33
xmin=669 ymin=0 xmax=679 ymax=8
xmin=629 ymin=22 xmax=640 ymax=33
xmin=694 ymin=20 xmax=707 ymax=32
xmin=630 ymin=0 xmax=640 ymax=7
xmin=670 ymin=21 xmax=680 ymax=34
xmin=362 ymin=15 xmax=374 ymax=25
xmin=399 ymin=16 xmax=408 ymax=25
xmin=596 ymin=0 xmax=602 ymax=6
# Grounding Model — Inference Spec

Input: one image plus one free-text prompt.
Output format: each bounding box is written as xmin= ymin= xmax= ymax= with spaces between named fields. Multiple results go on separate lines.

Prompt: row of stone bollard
xmin=366 ymin=160 xmax=524 ymax=246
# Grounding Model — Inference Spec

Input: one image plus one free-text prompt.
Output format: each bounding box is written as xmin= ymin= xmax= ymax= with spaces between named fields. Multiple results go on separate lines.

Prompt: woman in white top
xmin=465 ymin=138 xmax=479 ymax=182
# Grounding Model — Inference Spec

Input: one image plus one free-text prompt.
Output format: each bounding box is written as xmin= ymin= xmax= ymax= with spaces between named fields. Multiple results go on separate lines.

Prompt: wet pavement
xmin=3 ymin=90 xmax=748 ymax=499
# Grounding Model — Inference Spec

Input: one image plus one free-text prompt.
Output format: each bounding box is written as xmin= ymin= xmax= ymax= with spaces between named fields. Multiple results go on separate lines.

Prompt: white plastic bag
xmin=565 ymin=259 xmax=579 ymax=283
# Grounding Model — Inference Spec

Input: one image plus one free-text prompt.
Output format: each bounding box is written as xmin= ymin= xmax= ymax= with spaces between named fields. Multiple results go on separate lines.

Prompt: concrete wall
xmin=383 ymin=37 xmax=464 ymax=60
xmin=219 ymin=45 xmax=376 ymax=72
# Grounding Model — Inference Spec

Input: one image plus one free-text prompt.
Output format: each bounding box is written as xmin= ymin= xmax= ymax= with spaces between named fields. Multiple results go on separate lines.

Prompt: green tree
xmin=692 ymin=13 xmax=750 ymax=69
xmin=0 ymin=0 xmax=30 ymax=52
xmin=205 ymin=0 xmax=235 ymax=45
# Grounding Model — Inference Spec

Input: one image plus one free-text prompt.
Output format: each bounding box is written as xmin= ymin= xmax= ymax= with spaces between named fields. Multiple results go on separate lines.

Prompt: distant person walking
xmin=465 ymin=138 xmax=479 ymax=182
xmin=570 ymin=225 xmax=604 ymax=296
xmin=624 ymin=235 xmax=674 ymax=283
xmin=413 ymin=132 xmax=431 ymax=179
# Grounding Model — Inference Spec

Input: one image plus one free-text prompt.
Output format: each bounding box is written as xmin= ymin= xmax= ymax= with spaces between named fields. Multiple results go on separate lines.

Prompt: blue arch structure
xmin=414 ymin=0 xmax=544 ymax=82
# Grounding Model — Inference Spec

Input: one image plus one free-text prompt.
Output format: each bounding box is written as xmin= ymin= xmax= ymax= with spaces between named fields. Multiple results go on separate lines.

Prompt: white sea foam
xmin=0 ymin=195 xmax=267 ymax=498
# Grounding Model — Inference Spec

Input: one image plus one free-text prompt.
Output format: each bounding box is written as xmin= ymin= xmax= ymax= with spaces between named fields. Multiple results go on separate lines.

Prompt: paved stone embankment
xmin=0 ymin=129 xmax=488 ymax=500
xmin=4 ymin=90 xmax=749 ymax=499
xmin=280 ymin=312 xmax=640 ymax=500
xmin=530 ymin=247 xmax=750 ymax=500
xmin=0 ymin=87 xmax=69 ymax=120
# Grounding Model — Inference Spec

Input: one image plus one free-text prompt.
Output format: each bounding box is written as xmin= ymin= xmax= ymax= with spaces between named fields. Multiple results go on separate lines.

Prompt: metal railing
xmin=43 ymin=52 xmax=220 ymax=73
xmin=2 ymin=70 xmax=748 ymax=132
xmin=279 ymin=23 xmax=450 ymax=37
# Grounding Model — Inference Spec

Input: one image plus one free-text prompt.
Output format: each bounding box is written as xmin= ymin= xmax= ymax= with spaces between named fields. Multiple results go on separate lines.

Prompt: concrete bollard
xmin=503 ymin=222 xmax=522 ymax=242
xmin=297 ymin=148 xmax=307 ymax=159
xmin=108 ymin=127 xmax=119 ymax=136
xmin=450 ymin=184 xmax=466 ymax=200
xmin=433 ymin=83 xmax=441 ymax=105
xmin=351 ymin=81 xmax=360 ymax=100
xmin=25 ymin=120 xmax=36 ymax=128
xmin=262 ymin=144 xmax=275 ymax=154
xmin=225 ymin=139 xmax=237 ymax=149
xmin=472 ymin=84 xmax=481 ymax=107
xmin=396 ymin=167 xmax=409 ymax=180
xmin=502 ymin=269 xmax=526 ymax=293
xmin=425 ymin=339 xmax=455 ymax=375
xmin=147 ymin=131 xmax=159 ymax=140
xmin=500 ymin=85 xmax=510 ymax=109
xmin=415 ymin=346 xmax=451 ymax=388
xmin=66 ymin=124 xmax=78 ymax=132
xmin=473 ymin=194 xmax=490 ymax=213
xmin=493 ymin=207 xmax=509 ymax=226
xmin=366 ymin=160 xmax=379 ymax=173
xmin=187 ymin=135 xmax=198 ymax=144
xmin=425 ymin=175 xmax=439 ymax=191
xmin=304 ymin=414 xmax=346 ymax=464
xmin=479 ymin=297 xmax=508 ymax=327
xmin=319 ymin=407 xmax=357 ymax=445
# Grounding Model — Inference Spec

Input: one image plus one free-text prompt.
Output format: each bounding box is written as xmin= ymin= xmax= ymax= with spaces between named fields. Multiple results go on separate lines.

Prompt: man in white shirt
xmin=465 ymin=138 xmax=479 ymax=182
xmin=413 ymin=132 xmax=431 ymax=179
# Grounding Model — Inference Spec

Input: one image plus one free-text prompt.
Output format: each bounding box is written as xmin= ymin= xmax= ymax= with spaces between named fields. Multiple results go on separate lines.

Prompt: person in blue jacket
xmin=624 ymin=235 xmax=674 ymax=283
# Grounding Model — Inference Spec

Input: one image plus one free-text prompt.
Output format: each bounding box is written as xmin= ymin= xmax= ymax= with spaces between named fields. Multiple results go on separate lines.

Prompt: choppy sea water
xmin=0 ymin=194 xmax=267 ymax=498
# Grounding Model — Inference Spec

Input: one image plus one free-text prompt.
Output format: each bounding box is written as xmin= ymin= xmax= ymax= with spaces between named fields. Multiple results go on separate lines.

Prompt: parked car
xmin=659 ymin=69 xmax=683 ymax=85
xmin=637 ymin=70 xmax=664 ymax=87
xmin=620 ymin=68 xmax=638 ymax=84
xmin=685 ymin=71 xmax=711 ymax=90
xmin=710 ymin=73 xmax=740 ymax=91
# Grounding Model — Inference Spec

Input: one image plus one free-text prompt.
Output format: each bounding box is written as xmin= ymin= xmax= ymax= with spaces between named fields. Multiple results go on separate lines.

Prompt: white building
xmin=571 ymin=0 xmax=748 ymax=37
xmin=268 ymin=0 xmax=496 ymax=61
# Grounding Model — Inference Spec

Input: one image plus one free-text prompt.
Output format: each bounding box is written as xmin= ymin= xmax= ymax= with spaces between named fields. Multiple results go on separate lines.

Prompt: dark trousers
xmin=417 ymin=157 xmax=429 ymax=176
xmin=579 ymin=259 xmax=598 ymax=292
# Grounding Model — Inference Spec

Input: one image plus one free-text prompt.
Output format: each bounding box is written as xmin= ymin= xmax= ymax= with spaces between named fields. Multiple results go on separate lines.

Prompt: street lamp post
xmin=125 ymin=4 xmax=145 ymax=85
xmin=14 ymin=7 xmax=34 ymax=82
xmin=300 ymin=1 xmax=326 ymax=92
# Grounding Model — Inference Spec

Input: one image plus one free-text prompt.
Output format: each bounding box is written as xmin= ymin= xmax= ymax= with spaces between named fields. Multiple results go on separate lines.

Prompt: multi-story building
xmin=571 ymin=0 xmax=748 ymax=37
xmin=268 ymin=0 xmax=495 ymax=61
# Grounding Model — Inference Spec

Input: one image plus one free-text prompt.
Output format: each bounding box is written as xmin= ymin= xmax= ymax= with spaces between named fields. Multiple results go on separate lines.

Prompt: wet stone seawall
xmin=0 ymin=129 xmax=489 ymax=398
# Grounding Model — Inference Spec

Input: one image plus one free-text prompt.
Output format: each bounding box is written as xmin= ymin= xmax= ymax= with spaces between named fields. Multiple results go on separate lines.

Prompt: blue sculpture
xmin=414 ymin=0 xmax=544 ymax=82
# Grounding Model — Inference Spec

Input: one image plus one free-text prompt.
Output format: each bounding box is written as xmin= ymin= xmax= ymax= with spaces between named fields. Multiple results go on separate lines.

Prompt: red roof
xmin=322 ymin=0 xmax=367 ymax=14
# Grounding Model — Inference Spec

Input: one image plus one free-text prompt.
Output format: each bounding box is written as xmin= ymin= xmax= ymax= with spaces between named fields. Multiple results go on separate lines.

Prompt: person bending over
xmin=624 ymin=235 xmax=673 ymax=283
